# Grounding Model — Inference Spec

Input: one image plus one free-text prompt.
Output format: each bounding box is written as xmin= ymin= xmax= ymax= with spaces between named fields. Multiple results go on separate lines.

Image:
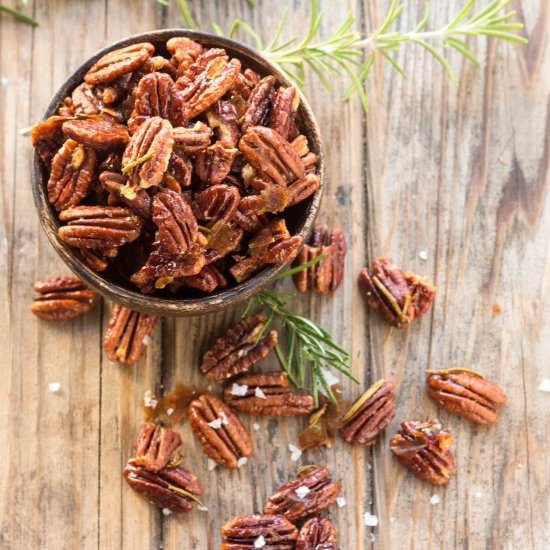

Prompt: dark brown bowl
xmin=32 ymin=29 xmax=323 ymax=316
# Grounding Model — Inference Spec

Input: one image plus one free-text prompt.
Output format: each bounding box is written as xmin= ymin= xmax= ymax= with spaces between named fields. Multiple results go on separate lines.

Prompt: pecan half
xmin=99 ymin=171 xmax=152 ymax=219
xmin=152 ymin=188 xmax=199 ymax=256
xmin=205 ymin=222 xmax=244 ymax=263
xmin=172 ymin=121 xmax=212 ymax=154
xmin=206 ymin=99 xmax=240 ymax=147
xmin=122 ymin=116 xmax=174 ymax=189
xmin=79 ymin=247 xmax=116 ymax=272
xmin=358 ymin=257 xmax=436 ymax=328
xmin=123 ymin=459 xmax=202 ymax=513
xmin=241 ymin=76 xmax=276 ymax=132
xmin=287 ymin=174 xmax=320 ymax=206
xmin=179 ymin=264 xmax=228 ymax=293
xmin=263 ymin=465 xmax=341 ymax=522
xmin=58 ymin=205 xmax=143 ymax=248
xmin=62 ymin=117 xmax=129 ymax=150
xmin=103 ymin=304 xmax=158 ymax=365
xmin=390 ymin=419 xmax=456 ymax=485
xmin=84 ymin=43 xmax=154 ymax=85
xmin=195 ymin=141 xmax=238 ymax=186
xmin=269 ymin=86 xmax=299 ymax=141
xmin=221 ymin=514 xmax=298 ymax=550
xmin=426 ymin=368 xmax=506 ymax=425
xmin=239 ymin=126 xmax=305 ymax=187
xmin=200 ymin=313 xmax=277 ymax=381
xmin=188 ymin=393 xmax=252 ymax=469
xmin=293 ymin=226 xmax=346 ymax=294
xmin=47 ymin=139 xmax=96 ymax=211
xmin=71 ymin=83 xmax=101 ymax=115
xmin=296 ymin=517 xmax=338 ymax=550
xmin=339 ymin=380 xmax=395 ymax=446
xmin=31 ymin=116 xmax=67 ymax=165
xmin=134 ymin=422 xmax=182 ymax=472
xmin=31 ymin=276 xmax=96 ymax=321
xmin=224 ymin=372 xmax=314 ymax=416
xmin=194 ymin=184 xmax=240 ymax=223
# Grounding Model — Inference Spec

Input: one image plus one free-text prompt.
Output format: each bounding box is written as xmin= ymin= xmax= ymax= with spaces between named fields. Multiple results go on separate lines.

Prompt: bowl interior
xmin=32 ymin=29 xmax=323 ymax=316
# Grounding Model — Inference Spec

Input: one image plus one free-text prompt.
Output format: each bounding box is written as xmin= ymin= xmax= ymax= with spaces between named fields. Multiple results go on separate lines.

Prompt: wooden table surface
xmin=1 ymin=1 xmax=549 ymax=548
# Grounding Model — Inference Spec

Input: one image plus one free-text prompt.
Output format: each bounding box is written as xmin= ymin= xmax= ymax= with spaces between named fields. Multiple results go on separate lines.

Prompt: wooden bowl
xmin=31 ymin=29 xmax=323 ymax=316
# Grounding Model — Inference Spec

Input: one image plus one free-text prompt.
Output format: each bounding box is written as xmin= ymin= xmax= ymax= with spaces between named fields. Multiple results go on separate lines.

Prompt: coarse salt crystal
xmin=197 ymin=505 xmax=208 ymax=512
xmin=231 ymin=383 xmax=249 ymax=396
xmin=253 ymin=423 xmax=261 ymax=431
xmin=48 ymin=382 xmax=61 ymax=393
xmin=419 ymin=250 xmax=428 ymax=261
xmin=336 ymin=497 xmax=346 ymax=508
xmin=295 ymin=486 xmax=310 ymax=499
xmin=369 ymin=533 xmax=376 ymax=542
xmin=474 ymin=491 xmax=483 ymax=499
xmin=162 ymin=508 xmax=172 ymax=516
xmin=430 ymin=494 xmax=440 ymax=505
xmin=207 ymin=459 xmax=217 ymax=471
xmin=538 ymin=379 xmax=550 ymax=392
xmin=142 ymin=335 xmax=152 ymax=347
xmin=254 ymin=535 xmax=266 ymax=548
xmin=143 ymin=390 xmax=158 ymax=409
xmin=219 ymin=411 xmax=229 ymax=425
xmin=288 ymin=443 xmax=302 ymax=462
xmin=237 ymin=457 xmax=248 ymax=468
xmin=364 ymin=512 xmax=378 ymax=527
xmin=208 ymin=418 xmax=223 ymax=430
xmin=255 ymin=387 xmax=267 ymax=399
xmin=166 ymin=407 xmax=174 ymax=416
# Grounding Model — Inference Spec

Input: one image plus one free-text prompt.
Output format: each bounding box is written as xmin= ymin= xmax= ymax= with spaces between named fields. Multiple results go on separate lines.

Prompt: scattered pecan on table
xmin=358 ymin=256 xmax=436 ymax=328
xmin=426 ymin=368 xmax=506 ymax=425
xmin=31 ymin=276 xmax=97 ymax=321
xmin=390 ymin=419 xmax=456 ymax=485
xmin=133 ymin=422 xmax=182 ymax=472
xmin=32 ymin=37 xmax=320 ymax=297
xmin=296 ymin=517 xmax=338 ymax=550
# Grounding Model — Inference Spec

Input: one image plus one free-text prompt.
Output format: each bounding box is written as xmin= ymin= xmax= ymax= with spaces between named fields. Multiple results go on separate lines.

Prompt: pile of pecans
xmin=32 ymin=37 xmax=321 ymax=296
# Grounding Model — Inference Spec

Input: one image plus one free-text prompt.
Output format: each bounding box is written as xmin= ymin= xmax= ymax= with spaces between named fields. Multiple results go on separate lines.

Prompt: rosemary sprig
xmin=0 ymin=4 xmax=38 ymax=26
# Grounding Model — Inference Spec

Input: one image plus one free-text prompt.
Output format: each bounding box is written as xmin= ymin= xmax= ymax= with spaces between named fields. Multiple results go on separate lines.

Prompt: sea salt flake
xmin=538 ymin=379 xmax=550 ymax=392
xmin=255 ymin=386 xmax=267 ymax=399
xmin=142 ymin=335 xmax=152 ymax=347
xmin=231 ymin=383 xmax=249 ymax=396
xmin=474 ymin=491 xmax=483 ymax=499
xmin=295 ymin=486 xmax=310 ymax=499
xmin=336 ymin=497 xmax=346 ymax=508
xmin=219 ymin=411 xmax=229 ymax=425
xmin=143 ymin=390 xmax=158 ymax=409
xmin=288 ymin=443 xmax=302 ymax=462
xmin=253 ymin=422 xmax=261 ymax=431
xmin=197 ymin=505 xmax=208 ymax=512
xmin=364 ymin=512 xmax=378 ymax=527
xmin=254 ymin=535 xmax=266 ymax=548
xmin=162 ymin=508 xmax=172 ymax=516
xmin=48 ymin=382 xmax=61 ymax=393
xmin=208 ymin=418 xmax=223 ymax=430
xmin=0 ymin=77 xmax=8 ymax=86
xmin=207 ymin=459 xmax=217 ymax=471
xmin=430 ymin=494 xmax=440 ymax=505
xmin=369 ymin=533 xmax=376 ymax=542
xmin=418 ymin=250 xmax=428 ymax=261
xmin=166 ymin=407 xmax=174 ymax=416
xmin=237 ymin=457 xmax=248 ymax=468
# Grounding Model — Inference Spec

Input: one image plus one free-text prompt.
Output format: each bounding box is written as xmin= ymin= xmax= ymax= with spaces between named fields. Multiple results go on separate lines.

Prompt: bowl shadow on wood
xmin=32 ymin=29 xmax=324 ymax=316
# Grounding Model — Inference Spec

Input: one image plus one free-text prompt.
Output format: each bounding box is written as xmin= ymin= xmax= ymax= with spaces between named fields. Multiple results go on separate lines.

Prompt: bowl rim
xmin=31 ymin=28 xmax=324 ymax=316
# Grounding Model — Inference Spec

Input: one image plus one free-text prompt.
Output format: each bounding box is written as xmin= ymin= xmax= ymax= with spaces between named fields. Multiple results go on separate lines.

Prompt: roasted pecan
xmin=195 ymin=141 xmax=238 ymax=186
xmin=99 ymin=171 xmax=152 ymax=219
xmin=221 ymin=514 xmax=298 ymax=550
xmin=134 ymin=422 xmax=182 ymax=472
xmin=179 ymin=264 xmax=228 ymax=293
xmin=47 ymin=139 xmax=96 ymax=211
xmin=241 ymin=76 xmax=276 ymax=132
xmin=84 ymin=43 xmax=154 ymax=85
xmin=62 ymin=117 xmax=129 ymax=150
xmin=390 ymin=419 xmax=456 ymax=485
xmin=79 ymin=247 xmax=116 ymax=272
xmin=269 ymin=86 xmax=299 ymax=141
xmin=230 ymin=219 xmax=302 ymax=283
xmin=238 ymin=182 xmax=290 ymax=218
xmin=296 ymin=517 xmax=338 ymax=550
xmin=123 ymin=459 xmax=202 ymax=513
xmin=201 ymin=313 xmax=277 ymax=381
xmin=339 ymin=379 xmax=395 ymax=446
xmin=166 ymin=37 xmax=203 ymax=75
xmin=293 ymin=226 xmax=346 ymax=294
xmin=358 ymin=257 xmax=436 ymax=328
xmin=71 ymin=83 xmax=101 ymax=115
xmin=287 ymin=174 xmax=320 ymax=206
xmin=122 ymin=116 xmax=174 ymax=189
xmin=188 ymin=393 xmax=252 ymax=469
xmin=224 ymin=372 xmax=314 ymax=416
xmin=264 ymin=465 xmax=341 ymax=522
xmin=172 ymin=121 xmax=212 ymax=154
xmin=205 ymin=222 xmax=244 ymax=263
xmin=426 ymin=368 xmax=506 ymax=425
xmin=58 ymin=205 xmax=143 ymax=249
xmin=194 ymin=184 xmax=240 ymax=223
xmin=291 ymin=135 xmax=318 ymax=174
xmin=32 ymin=116 xmax=68 ymax=164
xmin=239 ymin=126 xmax=305 ymax=187
xmin=150 ymin=55 xmax=178 ymax=78
xmin=103 ymin=304 xmax=158 ymax=365
xmin=152 ymin=188 xmax=199 ymax=256
xmin=206 ymin=99 xmax=240 ymax=146
xmin=31 ymin=276 xmax=97 ymax=321
xmin=127 ymin=72 xmax=175 ymax=132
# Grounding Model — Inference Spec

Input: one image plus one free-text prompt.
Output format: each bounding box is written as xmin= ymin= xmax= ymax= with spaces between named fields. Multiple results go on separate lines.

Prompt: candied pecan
xmin=241 ymin=76 xmax=276 ymax=132
xmin=123 ymin=458 xmax=202 ymax=513
xmin=134 ymin=422 xmax=182 ymax=472
xmin=62 ymin=117 xmax=129 ymax=150
xmin=288 ymin=174 xmax=320 ymax=206
xmin=79 ymin=247 xmax=116 ymax=272
xmin=127 ymin=72 xmax=174 ymax=132
xmin=238 ymin=183 xmax=289 ymax=217
xmin=291 ymin=135 xmax=318 ymax=173
xmin=194 ymin=184 xmax=240 ymax=223
xmin=152 ymin=188 xmax=199 ymax=256
xmin=201 ymin=313 xmax=277 ymax=381
xmin=31 ymin=276 xmax=96 ymax=321
xmin=239 ymin=126 xmax=305 ymax=186
xmin=122 ymin=116 xmax=174 ymax=189
xmin=426 ymin=368 xmax=506 ymax=425
xmin=390 ymin=419 xmax=456 ymax=485
xmin=58 ymin=205 xmax=143 ymax=248
xmin=207 ymin=99 xmax=240 ymax=147
xmin=188 ymin=393 xmax=252 ymax=469
xmin=164 ymin=151 xmax=193 ymax=190
xmin=47 ymin=139 xmax=96 ymax=210
xmin=358 ymin=257 xmax=436 ymax=328
xmin=269 ymin=86 xmax=299 ymax=141
xmin=150 ymin=55 xmax=177 ymax=78
xmin=179 ymin=264 xmax=228 ymax=293
xmin=233 ymin=205 xmax=268 ymax=233
xmin=103 ymin=304 xmax=158 ymax=365
xmin=70 ymin=82 xmax=101 ymax=114
xmin=195 ymin=141 xmax=238 ymax=186
xmin=205 ymin=222 xmax=244 ymax=263
xmin=230 ymin=219 xmax=302 ymax=283
xmin=296 ymin=517 xmax=338 ymax=550
xmin=31 ymin=116 xmax=68 ymax=164
xmin=166 ymin=37 xmax=203 ymax=75
xmin=221 ymin=514 xmax=298 ymax=550
xmin=293 ymin=226 xmax=346 ymax=294
xmin=84 ymin=43 xmax=154 ymax=85
xmin=224 ymin=372 xmax=314 ymax=417
xmin=264 ymin=465 xmax=341 ymax=522
xmin=99 ymin=171 xmax=152 ymax=219
xmin=172 ymin=121 xmax=212 ymax=155
xmin=177 ymin=47 xmax=228 ymax=82
xmin=339 ymin=380 xmax=395 ymax=446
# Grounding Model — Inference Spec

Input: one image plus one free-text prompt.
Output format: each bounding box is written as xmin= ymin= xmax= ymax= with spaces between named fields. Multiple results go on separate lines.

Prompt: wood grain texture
xmin=0 ymin=0 xmax=548 ymax=549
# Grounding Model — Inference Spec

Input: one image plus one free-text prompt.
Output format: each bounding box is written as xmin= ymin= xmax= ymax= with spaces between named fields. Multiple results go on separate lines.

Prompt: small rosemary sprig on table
xmin=0 ymin=3 xmax=38 ymax=26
